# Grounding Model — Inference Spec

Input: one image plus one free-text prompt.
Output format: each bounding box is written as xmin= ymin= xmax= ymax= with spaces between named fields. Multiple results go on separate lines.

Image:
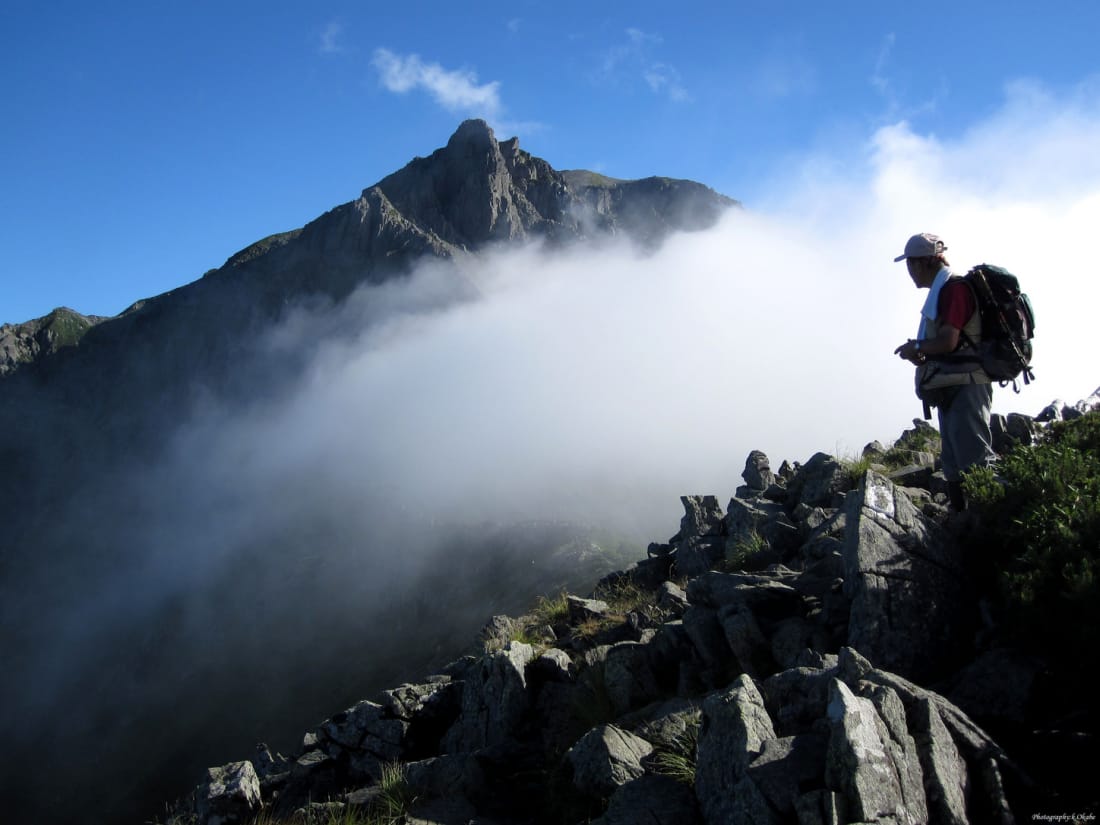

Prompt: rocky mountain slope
xmin=0 ymin=117 xmax=735 ymax=556
xmin=0 ymin=122 xmax=736 ymax=825
xmin=165 ymin=398 xmax=1100 ymax=825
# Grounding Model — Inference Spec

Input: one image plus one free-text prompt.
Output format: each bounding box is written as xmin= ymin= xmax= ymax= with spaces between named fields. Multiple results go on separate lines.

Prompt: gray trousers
xmin=937 ymin=382 xmax=995 ymax=481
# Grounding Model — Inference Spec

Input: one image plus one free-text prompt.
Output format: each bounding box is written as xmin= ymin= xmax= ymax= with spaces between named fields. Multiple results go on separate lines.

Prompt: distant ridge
xmin=2 ymin=119 xmax=735 ymax=378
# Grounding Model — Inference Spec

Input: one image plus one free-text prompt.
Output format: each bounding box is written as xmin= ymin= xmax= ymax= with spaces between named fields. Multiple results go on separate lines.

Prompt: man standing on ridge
xmin=893 ymin=232 xmax=996 ymax=511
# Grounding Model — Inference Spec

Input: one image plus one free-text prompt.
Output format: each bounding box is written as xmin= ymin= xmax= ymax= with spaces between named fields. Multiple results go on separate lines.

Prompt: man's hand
xmin=894 ymin=339 xmax=926 ymax=364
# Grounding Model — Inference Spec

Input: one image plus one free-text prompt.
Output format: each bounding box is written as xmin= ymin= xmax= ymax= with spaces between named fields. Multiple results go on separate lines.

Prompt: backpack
xmin=961 ymin=264 xmax=1036 ymax=391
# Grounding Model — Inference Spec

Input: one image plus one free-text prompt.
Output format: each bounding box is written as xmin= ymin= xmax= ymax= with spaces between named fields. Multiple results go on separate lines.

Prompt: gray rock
xmin=626 ymin=699 xmax=701 ymax=750
xmin=688 ymin=570 xmax=799 ymax=608
xmin=825 ymin=680 xmax=910 ymax=824
xmin=795 ymin=789 xmax=847 ymax=825
xmin=252 ymin=743 xmax=291 ymax=781
xmin=730 ymin=773 xmax=784 ymax=825
xmin=842 ymin=470 xmax=965 ymax=679
xmin=603 ymin=640 xmax=661 ymax=715
xmin=910 ymin=696 xmax=969 ymax=825
xmin=682 ymin=605 xmax=733 ymax=669
xmin=658 ymin=580 xmax=690 ymax=616
xmin=718 ymin=602 xmax=770 ymax=677
xmin=679 ymin=494 xmax=726 ymax=537
xmin=743 ymin=450 xmax=777 ymax=491
xmin=567 ymin=595 xmax=610 ymax=624
xmin=675 ymin=535 xmax=727 ymax=576
xmin=695 ymin=674 xmax=776 ymax=824
xmin=195 ymin=761 xmax=262 ymax=825
xmin=859 ymin=666 xmax=1009 ymax=768
xmin=403 ymin=753 xmax=486 ymax=802
xmin=745 ymin=734 xmax=829 ymax=817
xmin=887 ymin=463 xmax=934 ymax=490
xmin=1034 ymin=399 xmax=1065 ymax=422
xmin=761 ymin=665 xmax=836 ymax=737
xmin=530 ymin=647 xmax=575 ymax=683
xmin=442 ymin=641 xmax=536 ymax=753
xmin=567 ymin=724 xmax=653 ymax=797
xmin=378 ymin=680 xmax=451 ymax=720
xmin=592 ymin=774 xmax=702 ymax=825
xmin=862 ymin=441 xmax=887 ymax=459
xmin=479 ymin=615 xmax=516 ymax=650
xmin=769 ymin=616 xmax=826 ymax=670
xmin=725 ymin=496 xmax=801 ymax=559
xmin=320 ymin=699 xmax=408 ymax=758
xmin=863 ymin=685 xmax=928 ymax=824
xmin=786 ymin=452 xmax=853 ymax=509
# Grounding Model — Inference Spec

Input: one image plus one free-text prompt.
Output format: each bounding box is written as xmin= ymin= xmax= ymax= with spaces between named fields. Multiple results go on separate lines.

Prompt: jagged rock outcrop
xmin=163 ymin=408 xmax=1100 ymax=825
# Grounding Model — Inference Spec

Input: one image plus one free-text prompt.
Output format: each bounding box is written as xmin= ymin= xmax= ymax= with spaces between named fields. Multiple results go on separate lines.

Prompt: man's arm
xmin=894 ymin=280 xmax=971 ymax=363
xmin=894 ymin=325 xmax=961 ymax=363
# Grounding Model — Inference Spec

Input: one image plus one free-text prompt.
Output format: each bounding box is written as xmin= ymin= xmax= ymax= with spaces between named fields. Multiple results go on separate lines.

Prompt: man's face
xmin=906 ymin=257 xmax=933 ymax=288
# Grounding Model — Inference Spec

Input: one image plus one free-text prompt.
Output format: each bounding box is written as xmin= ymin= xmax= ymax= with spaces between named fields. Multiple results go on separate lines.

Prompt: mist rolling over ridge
xmin=2 ymin=89 xmax=1100 ymax=823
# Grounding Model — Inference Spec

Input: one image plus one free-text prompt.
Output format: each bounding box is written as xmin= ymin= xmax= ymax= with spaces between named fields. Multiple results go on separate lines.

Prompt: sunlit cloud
xmin=372 ymin=48 xmax=503 ymax=118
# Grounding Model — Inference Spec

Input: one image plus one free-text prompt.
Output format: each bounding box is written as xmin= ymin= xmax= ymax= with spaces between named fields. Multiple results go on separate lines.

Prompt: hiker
xmin=892 ymin=233 xmax=995 ymax=510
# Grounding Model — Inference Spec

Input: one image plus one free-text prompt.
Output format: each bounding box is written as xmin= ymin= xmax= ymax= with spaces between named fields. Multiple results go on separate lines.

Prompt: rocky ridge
xmin=167 ymin=395 xmax=1100 ymax=825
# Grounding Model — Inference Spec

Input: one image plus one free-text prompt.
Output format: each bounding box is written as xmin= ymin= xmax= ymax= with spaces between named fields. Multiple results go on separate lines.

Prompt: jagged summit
xmin=445 ymin=117 xmax=498 ymax=149
xmin=1 ymin=122 xmax=736 ymax=381
xmin=367 ymin=118 xmax=568 ymax=249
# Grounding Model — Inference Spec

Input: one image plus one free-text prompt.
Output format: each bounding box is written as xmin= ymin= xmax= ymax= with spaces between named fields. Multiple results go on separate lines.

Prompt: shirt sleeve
xmin=937 ymin=280 xmax=976 ymax=330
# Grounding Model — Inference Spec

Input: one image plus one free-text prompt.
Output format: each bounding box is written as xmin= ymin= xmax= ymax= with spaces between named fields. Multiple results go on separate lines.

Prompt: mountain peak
xmin=446 ymin=118 xmax=498 ymax=151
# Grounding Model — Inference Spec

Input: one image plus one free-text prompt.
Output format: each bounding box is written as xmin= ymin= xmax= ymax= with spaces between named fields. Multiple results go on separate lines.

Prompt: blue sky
xmin=4 ymin=1 xmax=1099 ymax=327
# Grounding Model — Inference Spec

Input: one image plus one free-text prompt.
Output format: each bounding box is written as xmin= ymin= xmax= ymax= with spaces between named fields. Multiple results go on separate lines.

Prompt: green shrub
xmin=963 ymin=412 xmax=1100 ymax=662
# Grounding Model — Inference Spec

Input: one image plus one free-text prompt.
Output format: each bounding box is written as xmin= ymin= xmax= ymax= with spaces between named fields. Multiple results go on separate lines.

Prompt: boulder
xmin=909 ymin=696 xmax=969 ymax=825
xmin=678 ymin=494 xmax=726 ymax=537
xmin=725 ymin=496 xmax=801 ymax=561
xmin=567 ymin=595 xmax=610 ymax=624
xmin=744 ymin=733 xmax=829 ymax=818
xmin=742 ymin=450 xmax=777 ymax=492
xmin=718 ymin=602 xmax=770 ymax=677
xmin=675 ymin=535 xmax=727 ymax=577
xmin=673 ymin=495 xmax=728 ymax=576
xmin=566 ymin=724 xmax=653 ymax=797
xmin=195 ymin=761 xmax=262 ymax=825
xmin=825 ymin=680 xmax=911 ymax=824
xmin=786 ymin=452 xmax=852 ymax=509
xmin=442 ymin=642 xmax=536 ymax=753
xmin=593 ymin=774 xmax=702 ymax=825
xmin=842 ymin=470 xmax=966 ymax=679
xmin=695 ymin=674 xmax=776 ymax=824
xmin=603 ymin=640 xmax=661 ymax=716
xmin=657 ymin=580 xmax=690 ymax=616
xmin=403 ymin=753 xmax=486 ymax=803
xmin=320 ymin=700 xmax=408 ymax=758
xmin=688 ymin=571 xmax=805 ymax=620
